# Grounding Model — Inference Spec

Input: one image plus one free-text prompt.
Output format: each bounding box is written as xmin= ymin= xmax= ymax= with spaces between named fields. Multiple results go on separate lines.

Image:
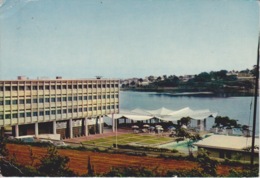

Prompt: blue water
xmin=116 ymin=91 xmax=259 ymax=135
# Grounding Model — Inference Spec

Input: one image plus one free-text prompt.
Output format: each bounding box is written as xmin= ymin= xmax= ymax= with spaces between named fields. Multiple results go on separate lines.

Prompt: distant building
xmin=0 ymin=77 xmax=120 ymax=139
xmin=194 ymin=135 xmax=259 ymax=162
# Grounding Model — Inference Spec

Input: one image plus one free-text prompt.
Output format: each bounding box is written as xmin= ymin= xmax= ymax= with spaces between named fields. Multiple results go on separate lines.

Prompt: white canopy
xmin=107 ymin=107 xmax=217 ymax=121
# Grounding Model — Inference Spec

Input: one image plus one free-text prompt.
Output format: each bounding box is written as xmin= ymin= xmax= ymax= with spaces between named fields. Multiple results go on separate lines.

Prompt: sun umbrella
xmin=132 ymin=125 xmax=139 ymax=129
xmin=155 ymin=125 xmax=162 ymax=128
xmin=157 ymin=127 xmax=164 ymax=130
xmin=143 ymin=124 xmax=150 ymax=127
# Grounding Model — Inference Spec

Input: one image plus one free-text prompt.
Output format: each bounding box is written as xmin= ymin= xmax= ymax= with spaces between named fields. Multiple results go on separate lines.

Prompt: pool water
xmin=157 ymin=140 xmax=198 ymax=154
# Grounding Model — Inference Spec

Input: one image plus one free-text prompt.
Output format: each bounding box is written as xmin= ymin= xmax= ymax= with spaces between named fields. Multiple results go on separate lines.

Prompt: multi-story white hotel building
xmin=0 ymin=76 xmax=120 ymax=139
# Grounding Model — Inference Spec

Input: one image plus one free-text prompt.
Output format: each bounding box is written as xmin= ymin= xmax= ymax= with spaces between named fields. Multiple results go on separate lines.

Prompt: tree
xmin=179 ymin=117 xmax=191 ymax=126
xmin=87 ymin=156 xmax=95 ymax=176
xmin=38 ymin=146 xmax=76 ymax=176
xmin=196 ymin=149 xmax=218 ymax=176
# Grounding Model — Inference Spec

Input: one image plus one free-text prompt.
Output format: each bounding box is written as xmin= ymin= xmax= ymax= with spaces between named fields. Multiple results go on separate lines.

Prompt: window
xmin=73 ymin=85 xmax=77 ymax=89
xmin=107 ymin=95 xmax=110 ymax=99
xmin=73 ymin=96 xmax=77 ymax=101
xmin=5 ymin=114 xmax=11 ymax=119
xmin=57 ymin=110 xmax=62 ymax=114
xmin=79 ymin=85 xmax=82 ymax=89
xmin=79 ymin=108 xmax=82 ymax=112
xmin=26 ymin=99 xmax=31 ymax=104
xmin=20 ymin=113 xmax=25 ymax=117
xmin=26 ymin=86 xmax=31 ymax=90
xmin=12 ymin=86 xmax=18 ymax=91
xmin=73 ymin=108 xmax=77 ymax=112
xmin=88 ymin=96 xmax=92 ymax=100
xmin=102 ymin=84 xmax=106 ymax=88
xmin=39 ymin=86 xmax=44 ymax=90
xmin=45 ymin=85 xmax=50 ymax=90
xmin=19 ymin=99 xmax=25 ymax=104
xmin=51 ymin=98 xmax=56 ymax=102
xmin=83 ymin=85 xmax=87 ymax=89
xmin=93 ymin=85 xmax=97 ymax=88
xmin=98 ymin=106 xmax=101 ymax=110
xmin=88 ymin=85 xmax=92 ymax=88
xmin=107 ymin=84 xmax=110 ymax=88
xmin=0 ymin=86 xmax=3 ymax=91
xmin=26 ymin=112 xmax=31 ymax=117
xmin=98 ymin=84 xmax=101 ymax=88
xmin=103 ymin=106 xmax=106 ymax=110
xmin=39 ymin=111 xmax=44 ymax=116
xmin=79 ymin=96 xmax=82 ymax=100
xmin=0 ymin=101 xmax=3 ymax=105
xmin=32 ymin=86 xmax=37 ymax=90
xmin=84 ymin=96 xmax=87 ymax=100
xmin=51 ymin=85 xmax=55 ymax=90
xmin=107 ymin=105 xmax=110 ymax=109
xmin=84 ymin=108 xmax=87 ymax=111
xmin=102 ymin=95 xmax=106 ymax=99
xmin=39 ymin=98 xmax=44 ymax=103
xmin=111 ymin=95 xmax=114 ymax=98
xmin=57 ymin=97 xmax=61 ymax=102
xmin=57 ymin=85 xmax=61 ymax=90
xmin=116 ymin=94 xmax=119 ymax=98
xmin=115 ymin=84 xmax=119 ymax=87
xmin=51 ymin=110 xmax=56 ymax=115
xmin=219 ymin=151 xmax=224 ymax=158
xmin=68 ymin=85 xmax=72 ymax=89
xmin=68 ymin=109 xmax=72 ymax=113
xmin=62 ymin=85 xmax=67 ymax=89
xmin=93 ymin=96 xmax=97 ymax=100
xmin=116 ymin=105 xmax=119 ymax=109
xmin=111 ymin=84 xmax=114 ymax=87
xmin=62 ymin=97 xmax=67 ymax=101
xmin=0 ymin=115 xmax=3 ymax=119
xmin=63 ymin=109 xmax=67 ymax=114
xmin=89 ymin=107 xmax=92 ymax=111
xmin=12 ymin=100 xmax=18 ymax=105
xmin=45 ymin=98 xmax=50 ymax=102
xmin=33 ymin=99 xmax=37 ymax=103
xmin=98 ymin=95 xmax=101 ymax=99
xmin=5 ymin=100 xmax=11 ymax=105
xmin=19 ymin=86 xmax=25 ymax=90
xmin=68 ymin=97 xmax=72 ymax=101
xmin=33 ymin=112 xmax=38 ymax=117
xmin=5 ymin=86 xmax=11 ymax=91
xmin=12 ymin=113 xmax=18 ymax=118
xmin=112 ymin=105 xmax=115 ymax=109
xmin=93 ymin=107 xmax=97 ymax=111
xmin=45 ymin=111 xmax=50 ymax=115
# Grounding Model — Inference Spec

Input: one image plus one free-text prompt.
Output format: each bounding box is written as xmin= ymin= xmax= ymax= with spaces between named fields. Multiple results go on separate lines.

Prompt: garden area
xmin=81 ymin=133 xmax=174 ymax=148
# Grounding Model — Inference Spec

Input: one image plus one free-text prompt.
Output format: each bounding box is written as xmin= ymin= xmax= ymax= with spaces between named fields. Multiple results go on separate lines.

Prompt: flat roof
xmin=193 ymin=135 xmax=259 ymax=153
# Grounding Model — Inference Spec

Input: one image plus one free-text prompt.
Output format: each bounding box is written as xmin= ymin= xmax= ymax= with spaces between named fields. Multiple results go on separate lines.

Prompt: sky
xmin=0 ymin=0 xmax=259 ymax=79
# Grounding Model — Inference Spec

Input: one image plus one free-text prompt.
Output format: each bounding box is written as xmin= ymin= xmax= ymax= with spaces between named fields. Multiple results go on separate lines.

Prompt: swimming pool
xmin=157 ymin=140 xmax=198 ymax=154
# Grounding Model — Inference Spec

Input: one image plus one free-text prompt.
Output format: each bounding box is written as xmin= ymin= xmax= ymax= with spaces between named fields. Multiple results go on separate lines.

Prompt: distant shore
xmin=120 ymin=88 xmax=255 ymax=97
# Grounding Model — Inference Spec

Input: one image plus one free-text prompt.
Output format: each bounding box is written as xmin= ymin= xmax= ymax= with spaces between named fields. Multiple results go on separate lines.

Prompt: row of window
xmin=0 ymin=105 xmax=119 ymax=119
xmin=0 ymin=84 xmax=119 ymax=91
xmin=0 ymin=94 xmax=119 ymax=105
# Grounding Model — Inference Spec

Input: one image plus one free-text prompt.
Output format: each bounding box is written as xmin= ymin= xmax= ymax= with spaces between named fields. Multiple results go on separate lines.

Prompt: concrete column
xmin=203 ymin=119 xmax=206 ymax=131
xmin=85 ymin=118 xmax=88 ymax=136
xmin=112 ymin=114 xmax=115 ymax=132
xmin=53 ymin=121 xmax=57 ymax=134
xmin=99 ymin=117 xmax=103 ymax=134
xmin=197 ymin=120 xmax=201 ymax=131
xmin=15 ymin=124 xmax=19 ymax=137
xmin=35 ymin=122 xmax=39 ymax=137
xmin=69 ymin=119 xmax=73 ymax=138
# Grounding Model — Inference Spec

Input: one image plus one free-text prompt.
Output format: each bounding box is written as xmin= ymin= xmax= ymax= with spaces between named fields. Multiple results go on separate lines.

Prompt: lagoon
xmin=117 ymin=91 xmax=259 ymax=135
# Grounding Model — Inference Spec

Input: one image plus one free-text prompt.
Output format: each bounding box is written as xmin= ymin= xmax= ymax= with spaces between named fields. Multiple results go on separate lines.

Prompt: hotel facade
xmin=0 ymin=76 xmax=120 ymax=139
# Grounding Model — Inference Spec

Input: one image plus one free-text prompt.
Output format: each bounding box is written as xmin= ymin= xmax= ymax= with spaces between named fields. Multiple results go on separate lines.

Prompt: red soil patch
xmin=6 ymin=144 xmax=240 ymax=176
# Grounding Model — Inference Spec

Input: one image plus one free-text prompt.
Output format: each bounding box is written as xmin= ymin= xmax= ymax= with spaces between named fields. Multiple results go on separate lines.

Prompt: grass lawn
xmin=81 ymin=133 xmax=173 ymax=147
